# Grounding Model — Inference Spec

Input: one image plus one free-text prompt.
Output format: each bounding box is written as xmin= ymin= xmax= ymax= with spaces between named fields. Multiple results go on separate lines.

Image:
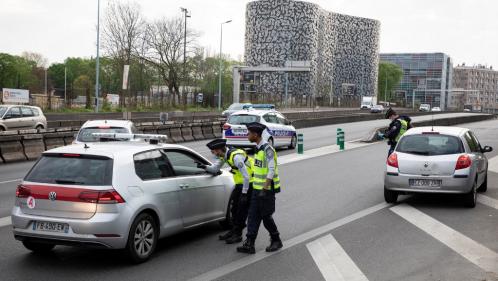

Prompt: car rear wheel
xmin=288 ymin=134 xmax=297 ymax=149
xmin=35 ymin=125 xmax=44 ymax=130
xmin=126 ymin=213 xmax=158 ymax=264
xmin=463 ymin=181 xmax=477 ymax=208
xmin=478 ymin=174 xmax=487 ymax=193
xmin=384 ymin=187 xmax=398 ymax=204
xmin=22 ymin=241 xmax=55 ymax=253
xmin=0 ymin=126 xmax=5 ymax=132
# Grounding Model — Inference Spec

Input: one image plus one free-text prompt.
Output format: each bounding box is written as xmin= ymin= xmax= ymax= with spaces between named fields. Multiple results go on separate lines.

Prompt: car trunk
xmin=397 ymin=153 xmax=460 ymax=176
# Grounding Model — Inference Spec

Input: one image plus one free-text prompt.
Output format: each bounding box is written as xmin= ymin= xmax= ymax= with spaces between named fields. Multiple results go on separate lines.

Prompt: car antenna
xmin=84 ymin=143 xmax=90 ymax=149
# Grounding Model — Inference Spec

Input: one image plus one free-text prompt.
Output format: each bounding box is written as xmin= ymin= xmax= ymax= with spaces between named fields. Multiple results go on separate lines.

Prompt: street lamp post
xmin=95 ymin=0 xmax=101 ymax=112
xmin=180 ymin=7 xmax=190 ymax=106
xmin=218 ymin=20 xmax=232 ymax=111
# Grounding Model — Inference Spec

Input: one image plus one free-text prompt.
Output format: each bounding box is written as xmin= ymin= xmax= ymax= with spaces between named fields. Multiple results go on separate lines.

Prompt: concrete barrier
xmin=181 ymin=125 xmax=195 ymax=142
xmin=61 ymin=131 xmax=76 ymax=145
xmin=141 ymin=124 xmax=158 ymax=134
xmin=212 ymin=122 xmax=222 ymax=138
xmin=191 ymin=123 xmax=205 ymax=141
xmin=169 ymin=124 xmax=184 ymax=143
xmin=0 ymin=135 xmax=26 ymax=162
xmin=156 ymin=125 xmax=173 ymax=144
xmin=44 ymin=132 xmax=66 ymax=150
xmin=201 ymin=123 xmax=215 ymax=140
xmin=22 ymin=134 xmax=45 ymax=160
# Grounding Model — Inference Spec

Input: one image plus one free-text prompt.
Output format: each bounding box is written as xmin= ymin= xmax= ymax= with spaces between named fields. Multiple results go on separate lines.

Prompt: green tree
xmin=378 ymin=62 xmax=403 ymax=102
xmin=0 ymin=53 xmax=38 ymax=91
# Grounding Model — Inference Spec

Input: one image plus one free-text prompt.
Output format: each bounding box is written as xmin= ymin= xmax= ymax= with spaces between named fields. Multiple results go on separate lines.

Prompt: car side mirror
xmin=482 ymin=146 xmax=493 ymax=153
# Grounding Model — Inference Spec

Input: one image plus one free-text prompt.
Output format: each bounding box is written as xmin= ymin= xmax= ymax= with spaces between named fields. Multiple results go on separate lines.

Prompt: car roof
xmin=404 ymin=126 xmax=468 ymax=137
xmin=44 ymin=141 xmax=200 ymax=159
xmin=81 ymin=119 xmax=133 ymax=128
xmin=230 ymin=109 xmax=280 ymax=117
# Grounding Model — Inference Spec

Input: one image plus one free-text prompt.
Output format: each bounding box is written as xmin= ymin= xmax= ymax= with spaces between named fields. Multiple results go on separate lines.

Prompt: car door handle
xmin=179 ymin=184 xmax=189 ymax=189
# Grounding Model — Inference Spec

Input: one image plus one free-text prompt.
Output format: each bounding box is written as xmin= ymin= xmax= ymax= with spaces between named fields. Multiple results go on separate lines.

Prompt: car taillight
xmin=223 ymin=124 xmax=231 ymax=131
xmin=387 ymin=153 xmax=399 ymax=168
xmin=79 ymin=189 xmax=125 ymax=204
xmin=455 ymin=155 xmax=472 ymax=170
xmin=16 ymin=185 xmax=31 ymax=198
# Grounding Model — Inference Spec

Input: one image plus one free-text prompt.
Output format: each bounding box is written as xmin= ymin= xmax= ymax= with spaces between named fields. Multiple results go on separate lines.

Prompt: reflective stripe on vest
xmin=252 ymin=144 xmax=280 ymax=191
xmin=395 ymin=119 xmax=408 ymax=142
xmin=227 ymin=149 xmax=254 ymax=184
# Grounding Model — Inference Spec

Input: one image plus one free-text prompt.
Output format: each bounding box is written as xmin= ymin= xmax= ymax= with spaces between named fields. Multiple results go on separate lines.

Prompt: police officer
xmin=384 ymin=108 xmax=411 ymax=156
xmin=237 ymin=122 xmax=282 ymax=254
xmin=198 ymin=138 xmax=253 ymax=244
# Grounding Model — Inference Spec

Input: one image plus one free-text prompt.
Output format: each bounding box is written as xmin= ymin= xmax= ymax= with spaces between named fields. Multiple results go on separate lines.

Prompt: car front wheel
xmin=126 ymin=213 xmax=158 ymax=263
xmin=288 ymin=134 xmax=297 ymax=149
xmin=384 ymin=187 xmax=398 ymax=204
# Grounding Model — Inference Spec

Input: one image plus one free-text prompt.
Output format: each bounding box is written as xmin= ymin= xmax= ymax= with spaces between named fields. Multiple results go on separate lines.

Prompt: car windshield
xmin=228 ymin=114 xmax=260 ymax=125
xmin=0 ymin=106 xmax=7 ymax=118
xmin=25 ymin=154 xmax=113 ymax=186
xmin=77 ymin=127 xmax=129 ymax=142
xmin=396 ymin=134 xmax=464 ymax=156
xmin=228 ymin=103 xmax=246 ymax=110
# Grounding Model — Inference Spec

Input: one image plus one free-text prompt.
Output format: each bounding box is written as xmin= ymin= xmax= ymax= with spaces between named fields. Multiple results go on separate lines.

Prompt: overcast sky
xmin=1 ymin=0 xmax=497 ymax=68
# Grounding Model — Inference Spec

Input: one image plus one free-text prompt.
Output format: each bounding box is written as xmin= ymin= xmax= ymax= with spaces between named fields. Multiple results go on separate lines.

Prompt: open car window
xmin=163 ymin=150 xmax=207 ymax=177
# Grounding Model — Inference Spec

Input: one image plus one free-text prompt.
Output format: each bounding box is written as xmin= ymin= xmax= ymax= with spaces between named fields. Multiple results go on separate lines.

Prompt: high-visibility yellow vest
xmin=252 ymin=144 xmax=280 ymax=192
xmin=225 ymin=149 xmax=254 ymax=185
xmin=395 ymin=119 xmax=408 ymax=142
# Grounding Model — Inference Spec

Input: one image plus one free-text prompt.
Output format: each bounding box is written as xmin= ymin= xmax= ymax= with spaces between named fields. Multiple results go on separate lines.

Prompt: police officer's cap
xmin=206 ymin=138 xmax=227 ymax=150
xmin=385 ymin=108 xmax=397 ymax=119
xmin=246 ymin=122 xmax=267 ymax=134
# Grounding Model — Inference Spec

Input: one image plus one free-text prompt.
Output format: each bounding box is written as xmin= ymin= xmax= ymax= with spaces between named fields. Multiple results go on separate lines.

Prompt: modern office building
xmin=453 ymin=65 xmax=498 ymax=112
xmin=239 ymin=0 xmax=380 ymax=106
xmin=379 ymin=53 xmax=453 ymax=110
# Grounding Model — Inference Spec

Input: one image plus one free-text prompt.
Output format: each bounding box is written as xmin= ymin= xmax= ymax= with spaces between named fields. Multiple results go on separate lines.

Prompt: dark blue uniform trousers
xmin=246 ymin=190 xmax=279 ymax=240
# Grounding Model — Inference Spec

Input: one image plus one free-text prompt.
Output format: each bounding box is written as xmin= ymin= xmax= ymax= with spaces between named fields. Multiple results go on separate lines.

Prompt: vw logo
xmin=48 ymin=191 xmax=57 ymax=201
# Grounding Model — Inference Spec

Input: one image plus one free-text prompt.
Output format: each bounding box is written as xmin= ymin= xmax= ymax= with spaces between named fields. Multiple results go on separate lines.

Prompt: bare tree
xmin=101 ymin=0 xmax=145 ymax=107
xmin=21 ymin=51 xmax=48 ymax=68
xmin=142 ymin=17 xmax=198 ymax=107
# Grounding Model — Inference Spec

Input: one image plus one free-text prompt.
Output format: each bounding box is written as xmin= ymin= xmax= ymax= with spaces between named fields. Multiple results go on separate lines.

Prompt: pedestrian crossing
xmin=307 ymin=197 xmax=498 ymax=281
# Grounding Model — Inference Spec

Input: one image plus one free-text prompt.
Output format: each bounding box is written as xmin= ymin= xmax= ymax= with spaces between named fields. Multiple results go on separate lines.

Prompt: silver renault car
xmin=12 ymin=138 xmax=234 ymax=263
xmin=384 ymin=126 xmax=492 ymax=207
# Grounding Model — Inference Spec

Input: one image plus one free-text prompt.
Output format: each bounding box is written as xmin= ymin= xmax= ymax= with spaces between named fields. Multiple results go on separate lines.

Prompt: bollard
xmin=338 ymin=130 xmax=345 ymax=151
xmin=336 ymin=128 xmax=343 ymax=144
xmin=297 ymin=133 xmax=304 ymax=154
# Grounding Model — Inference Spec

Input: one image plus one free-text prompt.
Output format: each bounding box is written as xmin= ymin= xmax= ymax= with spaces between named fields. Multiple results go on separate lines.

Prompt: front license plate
xmin=409 ymin=179 xmax=442 ymax=188
xmin=33 ymin=221 xmax=69 ymax=233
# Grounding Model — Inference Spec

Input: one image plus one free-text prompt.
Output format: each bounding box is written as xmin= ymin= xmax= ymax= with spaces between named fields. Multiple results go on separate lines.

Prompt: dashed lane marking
xmin=307 ymin=234 xmax=369 ymax=281
xmin=391 ymin=204 xmax=498 ymax=274
xmin=189 ymin=202 xmax=389 ymax=281
xmin=0 ymin=216 xmax=11 ymax=228
xmin=0 ymin=179 xmax=22 ymax=185
xmin=477 ymin=195 xmax=498 ymax=210
xmin=488 ymin=155 xmax=498 ymax=174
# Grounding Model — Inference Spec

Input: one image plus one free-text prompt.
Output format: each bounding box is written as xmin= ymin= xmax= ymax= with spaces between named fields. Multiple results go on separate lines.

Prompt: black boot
xmin=225 ymin=233 xmax=243 ymax=244
xmin=265 ymin=236 xmax=283 ymax=252
xmin=219 ymin=230 xmax=234 ymax=241
xmin=237 ymin=238 xmax=255 ymax=254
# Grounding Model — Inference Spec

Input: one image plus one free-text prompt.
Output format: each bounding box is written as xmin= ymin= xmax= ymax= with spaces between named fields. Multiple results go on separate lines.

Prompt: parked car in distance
xmin=11 ymin=137 xmax=235 ymax=263
xmin=242 ymin=104 xmax=276 ymax=111
xmin=431 ymin=107 xmax=442 ymax=112
xmin=74 ymin=120 xmax=139 ymax=144
xmin=370 ymin=105 xmax=385 ymax=113
xmin=0 ymin=105 xmax=47 ymax=131
xmin=384 ymin=126 xmax=492 ymax=207
xmin=419 ymin=104 xmax=431 ymax=112
xmin=222 ymin=103 xmax=252 ymax=117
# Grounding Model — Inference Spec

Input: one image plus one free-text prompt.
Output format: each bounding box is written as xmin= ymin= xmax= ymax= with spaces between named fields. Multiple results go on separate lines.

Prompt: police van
xmin=222 ymin=109 xmax=297 ymax=149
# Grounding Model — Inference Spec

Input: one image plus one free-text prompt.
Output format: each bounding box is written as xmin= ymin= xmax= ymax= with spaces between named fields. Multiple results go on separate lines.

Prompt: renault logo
xmin=48 ymin=191 xmax=57 ymax=201
xmin=424 ymin=162 xmax=429 ymax=168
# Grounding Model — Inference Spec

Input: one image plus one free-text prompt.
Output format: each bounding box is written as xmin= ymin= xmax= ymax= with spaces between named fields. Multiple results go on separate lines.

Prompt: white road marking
xmin=477 ymin=195 xmax=498 ymax=210
xmin=307 ymin=234 xmax=369 ymax=281
xmin=488 ymin=155 xmax=498 ymax=174
xmin=189 ymin=202 xmax=389 ymax=281
xmin=0 ymin=179 xmax=21 ymax=185
xmin=280 ymin=141 xmax=373 ymax=166
xmin=0 ymin=216 xmax=11 ymax=228
xmin=391 ymin=204 xmax=498 ymax=274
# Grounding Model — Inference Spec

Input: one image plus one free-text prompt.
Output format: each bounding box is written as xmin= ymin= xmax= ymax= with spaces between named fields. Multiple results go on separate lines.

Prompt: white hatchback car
xmin=74 ymin=120 xmax=139 ymax=144
xmin=384 ymin=126 xmax=492 ymax=207
xmin=222 ymin=109 xmax=297 ymax=149
xmin=12 ymin=137 xmax=234 ymax=263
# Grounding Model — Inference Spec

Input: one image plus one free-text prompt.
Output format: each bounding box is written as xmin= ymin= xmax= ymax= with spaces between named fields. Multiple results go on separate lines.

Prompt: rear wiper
xmin=55 ymin=179 xmax=85 ymax=185
xmin=402 ymin=150 xmax=430 ymax=156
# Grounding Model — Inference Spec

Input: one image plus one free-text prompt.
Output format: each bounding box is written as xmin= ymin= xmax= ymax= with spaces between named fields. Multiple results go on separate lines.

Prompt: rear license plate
xmin=33 ymin=221 xmax=69 ymax=233
xmin=409 ymin=179 xmax=442 ymax=188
